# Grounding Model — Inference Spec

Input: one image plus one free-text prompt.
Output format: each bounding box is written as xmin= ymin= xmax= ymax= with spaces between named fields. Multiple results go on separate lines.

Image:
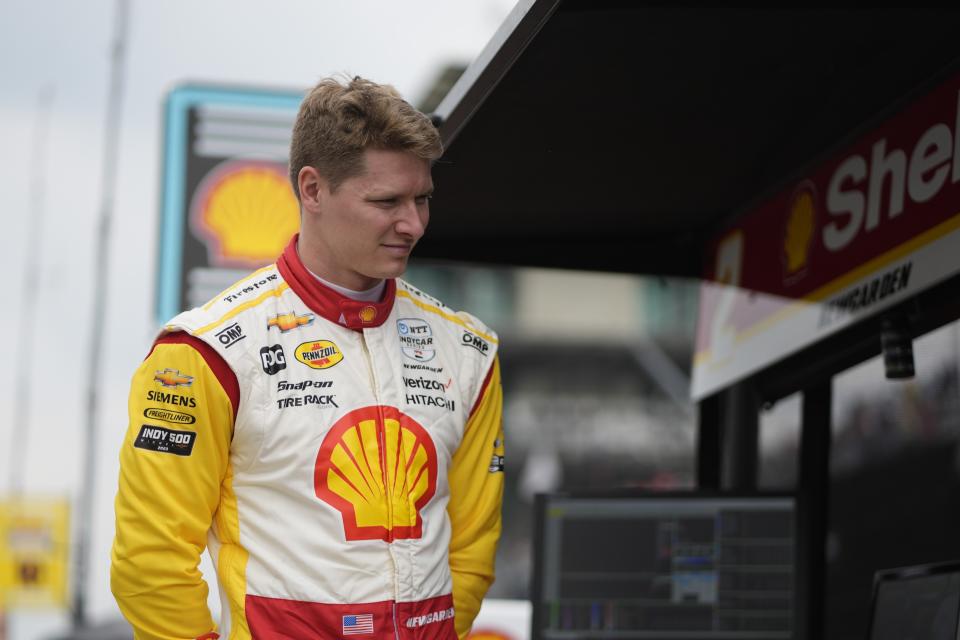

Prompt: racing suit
xmin=111 ymin=235 xmax=504 ymax=640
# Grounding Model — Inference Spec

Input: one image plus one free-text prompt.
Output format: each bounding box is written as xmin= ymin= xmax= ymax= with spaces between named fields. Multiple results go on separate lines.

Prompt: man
xmin=111 ymin=76 xmax=504 ymax=640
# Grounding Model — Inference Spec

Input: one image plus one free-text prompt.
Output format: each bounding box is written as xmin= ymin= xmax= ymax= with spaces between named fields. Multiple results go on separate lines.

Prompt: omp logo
xmin=267 ymin=311 xmax=314 ymax=332
xmin=295 ymin=340 xmax=344 ymax=370
xmin=153 ymin=369 xmax=193 ymax=388
xmin=315 ymin=406 xmax=437 ymax=541
xmin=143 ymin=408 xmax=196 ymax=425
xmin=214 ymin=322 xmax=245 ymax=349
xmin=783 ymin=181 xmax=816 ymax=282
xmin=461 ymin=331 xmax=489 ymax=355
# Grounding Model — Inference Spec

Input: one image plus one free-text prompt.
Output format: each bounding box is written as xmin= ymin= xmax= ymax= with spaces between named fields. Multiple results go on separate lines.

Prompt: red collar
xmin=276 ymin=234 xmax=396 ymax=330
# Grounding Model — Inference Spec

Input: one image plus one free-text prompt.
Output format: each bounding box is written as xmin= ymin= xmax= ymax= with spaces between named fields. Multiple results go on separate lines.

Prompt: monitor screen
xmin=531 ymin=492 xmax=797 ymax=640
xmin=867 ymin=561 xmax=960 ymax=640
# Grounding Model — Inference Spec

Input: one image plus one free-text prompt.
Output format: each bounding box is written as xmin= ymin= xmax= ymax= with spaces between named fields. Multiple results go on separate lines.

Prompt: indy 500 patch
xmin=134 ymin=424 xmax=196 ymax=456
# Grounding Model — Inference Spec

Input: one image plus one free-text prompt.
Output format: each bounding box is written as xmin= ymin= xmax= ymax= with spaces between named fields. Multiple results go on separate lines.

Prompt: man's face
xmin=301 ymin=148 xmax=433 ymax=290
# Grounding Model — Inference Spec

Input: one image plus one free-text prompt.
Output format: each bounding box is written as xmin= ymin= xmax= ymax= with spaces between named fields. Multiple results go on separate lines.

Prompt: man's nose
xmin=395 ymin=201 xmax=428 ymax=239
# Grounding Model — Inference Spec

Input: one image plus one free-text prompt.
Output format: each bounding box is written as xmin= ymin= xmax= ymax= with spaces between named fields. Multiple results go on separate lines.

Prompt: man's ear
xmin=298 ymin=166 xmax=325 ymax=213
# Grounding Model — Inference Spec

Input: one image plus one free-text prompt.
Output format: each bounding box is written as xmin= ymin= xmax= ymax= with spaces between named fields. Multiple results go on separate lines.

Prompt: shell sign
xmin=190 ymin=160 xmax=300 ymax=267
xmin=315 ymin=406 xmax=438 ymax=541
xmin=156 ymin=85 xmax=304 ymax=324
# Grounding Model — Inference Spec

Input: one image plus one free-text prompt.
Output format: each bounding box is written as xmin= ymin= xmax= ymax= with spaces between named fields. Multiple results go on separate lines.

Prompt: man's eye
xmin=374 ymin=198 xmax=398 ymax=206
xmin=415 ymin=195 xmax=432 ymax=205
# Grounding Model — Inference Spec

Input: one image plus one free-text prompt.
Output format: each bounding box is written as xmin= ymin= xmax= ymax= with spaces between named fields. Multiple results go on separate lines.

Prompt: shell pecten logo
xmin=295 ymin=340 xmax=343 ymax=369
xmin=315 ymin=406 xmax=437 ymax=541
xmin=190 ymin=161 xmax=300 ymax=267
xmin=784 ymin=182 xmax=816 ymax=279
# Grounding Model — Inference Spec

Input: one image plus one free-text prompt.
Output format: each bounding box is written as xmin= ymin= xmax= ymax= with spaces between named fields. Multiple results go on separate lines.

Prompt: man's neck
xmin=296 ymin=236 xmax=385 ymax=301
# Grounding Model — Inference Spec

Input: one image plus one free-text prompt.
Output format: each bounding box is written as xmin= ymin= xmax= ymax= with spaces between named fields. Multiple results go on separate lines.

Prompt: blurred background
xmin=5 ymin=2 xmax=960 ymax=640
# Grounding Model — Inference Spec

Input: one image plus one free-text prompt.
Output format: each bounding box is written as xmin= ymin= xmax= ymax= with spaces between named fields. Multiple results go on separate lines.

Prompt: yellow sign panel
xmin=0 ymin=498 xmax=70 ymax=608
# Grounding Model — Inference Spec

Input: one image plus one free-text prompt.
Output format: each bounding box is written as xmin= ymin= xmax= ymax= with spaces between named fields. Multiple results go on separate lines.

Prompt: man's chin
xmin=366 ymin=259 xmax=409 ymax=281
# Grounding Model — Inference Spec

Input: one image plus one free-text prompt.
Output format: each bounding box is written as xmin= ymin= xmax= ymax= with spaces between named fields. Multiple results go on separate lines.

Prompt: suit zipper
xmin=360 ymin=330 xmax=401 ymax=639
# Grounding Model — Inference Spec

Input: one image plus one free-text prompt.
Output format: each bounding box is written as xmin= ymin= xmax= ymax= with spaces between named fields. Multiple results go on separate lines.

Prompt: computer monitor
xmin=866 ymin=560 xmax=960 ymax=640
xmin=531 ymin=491 xmax=799 ymax=640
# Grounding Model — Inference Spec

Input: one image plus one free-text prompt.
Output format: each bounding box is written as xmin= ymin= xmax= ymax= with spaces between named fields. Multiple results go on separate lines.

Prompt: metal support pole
xmin=796 ymin=382 xmax=832 ymax=640
xmin=720 ymin=380 xmax=759 ymax=490
xmin=8 ymin=87 xmax=55 ymax=496
xmin=73 ymin=0 xmax=130 ymax=628
xmin=696 ymin=393 xmax=722 ymax=490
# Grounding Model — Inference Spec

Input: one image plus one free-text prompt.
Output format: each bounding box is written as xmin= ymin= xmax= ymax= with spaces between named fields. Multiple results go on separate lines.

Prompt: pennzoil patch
xmin=134 ymin=424 xmax=197 ymax=456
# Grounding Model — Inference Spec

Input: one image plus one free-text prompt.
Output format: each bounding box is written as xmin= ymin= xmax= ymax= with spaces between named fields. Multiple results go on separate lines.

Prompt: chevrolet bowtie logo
xmin=154 ymin=369 xmax=194 ymax=388
xmin=267 ymin=312 xmax=315 ymax=332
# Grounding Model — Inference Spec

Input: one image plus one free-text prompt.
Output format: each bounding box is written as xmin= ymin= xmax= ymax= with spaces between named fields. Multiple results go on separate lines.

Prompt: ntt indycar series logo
xmin=397 ymin=318 xmax=435 ymax=362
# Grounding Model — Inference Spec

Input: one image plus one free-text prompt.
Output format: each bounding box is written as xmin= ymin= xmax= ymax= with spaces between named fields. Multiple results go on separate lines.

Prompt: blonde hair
xmin=289 ymin=75 xmax=443 ymax=199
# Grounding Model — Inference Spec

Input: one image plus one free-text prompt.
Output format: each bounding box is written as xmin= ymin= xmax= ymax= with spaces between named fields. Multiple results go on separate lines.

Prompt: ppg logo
xmin=260 ymin=344 xmax=287 ymax=375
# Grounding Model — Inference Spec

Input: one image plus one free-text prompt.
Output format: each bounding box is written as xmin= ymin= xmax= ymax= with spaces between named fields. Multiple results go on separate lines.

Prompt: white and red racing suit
xmin=111 ymin=235 xmax=504 ymax=640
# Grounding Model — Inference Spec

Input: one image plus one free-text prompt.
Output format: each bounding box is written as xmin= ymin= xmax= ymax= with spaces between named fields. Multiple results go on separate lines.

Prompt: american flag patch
xmin=343 ymin=614 xmax=374 ymax=635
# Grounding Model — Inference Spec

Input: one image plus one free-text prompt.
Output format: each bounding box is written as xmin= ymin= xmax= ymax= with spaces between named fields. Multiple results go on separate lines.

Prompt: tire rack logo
xmin=260 ymin=344 xmax=287 ymax=375
xmin=154 ymin=369 xmax=194 ymax=388
xmin=295 ymin=340 xmax=344 ymax=370
xmin=397 ymin=318 xmax=435 ymax=362
xmin=315 ymin=406 xmax=437 ymax=541
xmin=267 ymin=311 xmax=315 ymax=333
xmin=214 ymin=322 xmax=245 ymax=349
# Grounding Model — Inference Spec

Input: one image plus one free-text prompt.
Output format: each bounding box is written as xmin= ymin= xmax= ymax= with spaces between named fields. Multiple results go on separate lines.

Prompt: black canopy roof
xmin=420 ymin=3 xmax=960 ymax=278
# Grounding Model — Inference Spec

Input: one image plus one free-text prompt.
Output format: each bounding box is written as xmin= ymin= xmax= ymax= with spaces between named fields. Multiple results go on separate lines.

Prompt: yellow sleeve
xmin=447 ymin=356 xmax=505 ymax=639
xmin=111 ymin=340 xmax=234 ymax=640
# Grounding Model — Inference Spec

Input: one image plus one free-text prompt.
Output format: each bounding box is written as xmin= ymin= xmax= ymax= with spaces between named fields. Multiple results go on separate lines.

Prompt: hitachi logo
xmin=406 ymin=394 xmax=455 ymax=411
xmin=824 ymin=89 xmax=960 ymax=252
xmin=405 ymin=607 xmax=454 ymax=628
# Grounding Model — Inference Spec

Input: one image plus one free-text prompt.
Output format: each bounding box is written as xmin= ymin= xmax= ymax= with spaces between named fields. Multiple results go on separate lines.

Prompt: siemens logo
xmin=146 ymin=391 xmax=197 ymax=408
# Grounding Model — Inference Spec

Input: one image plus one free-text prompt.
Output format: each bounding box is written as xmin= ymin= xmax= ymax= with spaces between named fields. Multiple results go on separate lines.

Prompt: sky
xmin=0 ymin=0 xmax=516 ymax=635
